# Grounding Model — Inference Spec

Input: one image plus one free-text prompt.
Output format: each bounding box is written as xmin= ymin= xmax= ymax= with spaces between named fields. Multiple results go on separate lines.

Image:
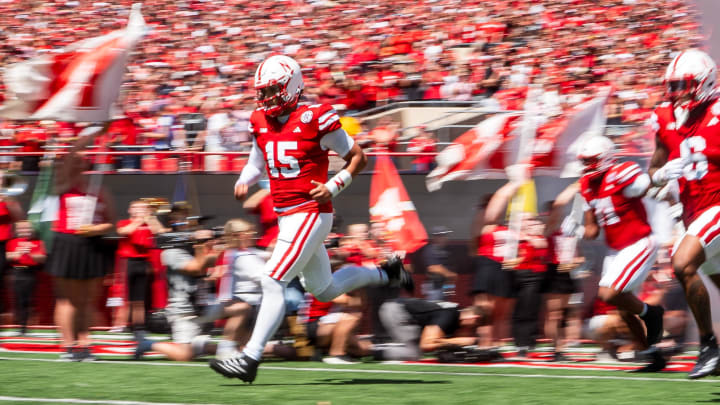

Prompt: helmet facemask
xmin=254 ymin=55 xmax=304 ymax=118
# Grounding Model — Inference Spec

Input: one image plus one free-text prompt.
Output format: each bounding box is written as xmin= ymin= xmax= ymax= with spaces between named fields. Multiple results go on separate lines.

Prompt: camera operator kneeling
xmin=377 ymin=298 xmax=498 ymax=363
xmin=134 ymin=204 xmax=219 ymax=361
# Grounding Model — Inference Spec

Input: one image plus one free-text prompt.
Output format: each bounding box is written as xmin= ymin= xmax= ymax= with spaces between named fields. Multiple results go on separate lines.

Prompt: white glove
xmin=652 ymin=158 xmax=686 ymax=186
xmin=669 ymin=203 xmax=683 ymax=221
xmin=560 ymin=216 xmax=585 ymax=238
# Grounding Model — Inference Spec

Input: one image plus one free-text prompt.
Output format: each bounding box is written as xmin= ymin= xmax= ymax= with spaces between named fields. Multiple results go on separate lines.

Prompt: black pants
xmin=512 ymin=270 xmax=544 ymax=348
xmin=13 ymin=268 xmax=37 ymax=329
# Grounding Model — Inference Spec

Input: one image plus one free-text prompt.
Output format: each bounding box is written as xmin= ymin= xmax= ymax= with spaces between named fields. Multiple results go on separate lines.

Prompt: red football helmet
xmin=664 ymin=49 xmax=717 ymax=108
xmin=254 ymin=55 xmax=304 ymax=117
xmin=577 ymin=135 xmax=616 ymax=181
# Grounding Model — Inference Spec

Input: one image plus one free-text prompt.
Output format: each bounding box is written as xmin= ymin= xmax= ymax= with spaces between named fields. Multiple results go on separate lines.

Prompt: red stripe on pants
xmin=611 ymin=244 xmax=649 ymax=291
xmin=271 ymin=213 xmax=318 ymax=280
xmin=269 ymin=213 xmax=314 ymax=278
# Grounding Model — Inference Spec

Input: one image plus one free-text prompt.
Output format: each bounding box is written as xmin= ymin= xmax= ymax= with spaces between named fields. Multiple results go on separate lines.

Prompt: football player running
xmin=209 ymin=55 xmax=412 ymax=383
xmin=562 ymin=136 xmax=665 ymax=372
xmin=648 ymin=49 xmax=720 ymax=379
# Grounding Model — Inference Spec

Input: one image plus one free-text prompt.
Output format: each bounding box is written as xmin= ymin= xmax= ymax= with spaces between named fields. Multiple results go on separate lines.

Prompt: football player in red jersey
xmin=562 ymin=136 xmax=665 ymax=372
xmin=648 ymin=49 xmax=720 ymax=379
xmin=209 ymin=55 xmax=412 ymax=383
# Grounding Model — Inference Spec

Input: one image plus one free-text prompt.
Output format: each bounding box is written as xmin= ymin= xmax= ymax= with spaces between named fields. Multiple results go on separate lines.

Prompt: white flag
xmin=0 ymin=4 xmax=146 ymax=122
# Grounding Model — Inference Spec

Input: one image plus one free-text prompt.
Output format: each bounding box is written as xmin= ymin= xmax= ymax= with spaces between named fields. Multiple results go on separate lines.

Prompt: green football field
xmin=1 ymin=351 xmax=719 ymax=405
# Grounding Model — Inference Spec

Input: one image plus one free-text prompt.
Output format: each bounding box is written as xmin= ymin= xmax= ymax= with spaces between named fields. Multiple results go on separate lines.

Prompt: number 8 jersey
xmin=652 ymin=98 xmax=720 ymax=225
xmin=248 ymin=103 xmax=346 ymax=216
xmin=580 ymin=161 xmax=652 ymax=250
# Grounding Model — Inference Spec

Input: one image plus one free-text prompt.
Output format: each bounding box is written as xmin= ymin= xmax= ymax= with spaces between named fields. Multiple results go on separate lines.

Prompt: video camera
xmin=155 ymin=225 xmax=224 ymax=251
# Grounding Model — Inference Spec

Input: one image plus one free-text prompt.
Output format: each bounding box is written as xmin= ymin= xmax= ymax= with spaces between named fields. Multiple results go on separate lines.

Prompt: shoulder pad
xmin=604 ymin=162 xmax=641 ymax=192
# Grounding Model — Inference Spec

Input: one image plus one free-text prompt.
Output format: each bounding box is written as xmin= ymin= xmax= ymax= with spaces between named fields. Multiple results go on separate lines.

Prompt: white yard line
xmin=0 ymin=356 xmax=715 ymax=384
xmin=0 ymin=396 xmax=222 ymax=405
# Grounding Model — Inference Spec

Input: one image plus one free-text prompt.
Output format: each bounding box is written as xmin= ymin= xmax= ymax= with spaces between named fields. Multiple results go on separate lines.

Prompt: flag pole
xmin=504 ymin=85 xmax=542 ymax=261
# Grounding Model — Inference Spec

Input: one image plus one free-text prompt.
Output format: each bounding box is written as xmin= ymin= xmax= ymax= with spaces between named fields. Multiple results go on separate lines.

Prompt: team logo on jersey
xmin=293 ymin=126 xmax=302 ymax=133
xmin=666 ymin=123 xmax=676 ymax=131
xmin=260 ymin=128 xmax=268 ymax=133
xmin=301 ymin=111 xmax=313 ymax=124
xmin=709 ymin=117 xmax=719 ymax=127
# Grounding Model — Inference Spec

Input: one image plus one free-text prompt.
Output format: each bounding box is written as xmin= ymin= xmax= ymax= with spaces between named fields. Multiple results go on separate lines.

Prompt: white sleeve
xmin=235 ymin=139 xmax=265 ymax=187
xmin=234 ymin=253 xmax=266 ymax=286
xmin=623 ymin=173 xmax=651 ymax=198
xmin=320 ymin=128 xmax=355 ymax=158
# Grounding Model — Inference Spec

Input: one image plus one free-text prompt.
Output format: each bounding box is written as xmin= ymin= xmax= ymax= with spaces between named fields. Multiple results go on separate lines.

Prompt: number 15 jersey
xmin=248 ymin=103 xmax=348 ymax=216
xmin=652 ymin=98 xmax=720 ymax=225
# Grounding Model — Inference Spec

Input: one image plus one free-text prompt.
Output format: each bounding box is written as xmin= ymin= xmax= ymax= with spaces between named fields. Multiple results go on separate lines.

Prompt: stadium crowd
xmin=0 ymin=0 xmax=706 ymax=172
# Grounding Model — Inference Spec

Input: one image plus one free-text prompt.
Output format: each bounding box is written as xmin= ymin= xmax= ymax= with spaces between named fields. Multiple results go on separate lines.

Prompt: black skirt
xmin=473 ymin=255 xmax=516 ymax=298
xmin=48 ymin=232 xmax=115 ymax=280
xmin=471 ymin=255 xmax=497 ymax=295
xmin=540 ymin=263 xmax=577 ymax=295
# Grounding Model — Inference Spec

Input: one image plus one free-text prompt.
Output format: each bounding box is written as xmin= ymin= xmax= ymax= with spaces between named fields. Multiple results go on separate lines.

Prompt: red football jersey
xmin=652 ymin=99 xmax=720 ymax=225
xmin=249 ymin=104 xmax=342 ymax=215
xmin=580 ymin=161 xmax=651 ymax=250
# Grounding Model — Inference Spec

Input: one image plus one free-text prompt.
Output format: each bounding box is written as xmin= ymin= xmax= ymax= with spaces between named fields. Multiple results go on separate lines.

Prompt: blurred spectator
xmin=48 ymin=134 xmax=116 ymax=361
xmin=405 ymin=127 xmax=437 ymax=173
xmin=210 ymin=219 xmax=264 ymax=360
xmin=505 ymin=214 xmax=549 ymax=357
xmin=306 ymin=291 xmax=369 ymax=365
xmin=366 ymin=117 xmax=400 ymax=152
xmin=6 ymin=220 xmax=46 ymax=335
xmin=422 ymin=226 xmax=458 ymax=301
xmin=0 ymin=174 xmax=25 ymax=321
xmin=116 ymin=200 xmax=167 ymax=339
xmin=243 ymin=184 xmax=279 ymax=251
xmin=541 ymin=185 xmax=584 ymax=361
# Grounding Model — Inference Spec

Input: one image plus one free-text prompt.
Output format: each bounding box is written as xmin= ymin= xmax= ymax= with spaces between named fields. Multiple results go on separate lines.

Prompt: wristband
xmin=324 ymin=169 xmax=353 ymax=197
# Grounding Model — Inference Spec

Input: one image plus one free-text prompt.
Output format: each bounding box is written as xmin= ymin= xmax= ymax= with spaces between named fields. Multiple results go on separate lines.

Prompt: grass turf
xmin=1 ymin=352 xmax=719 ymax=405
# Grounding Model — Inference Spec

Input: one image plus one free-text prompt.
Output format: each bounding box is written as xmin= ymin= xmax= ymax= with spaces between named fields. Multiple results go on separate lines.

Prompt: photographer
xmin=134 ymin=203 xmax=219 ymax=361
xmin=377 ymin=297 xmax=484 ymax=362
xmin=116 ymin=200 xmax=168 ymax=339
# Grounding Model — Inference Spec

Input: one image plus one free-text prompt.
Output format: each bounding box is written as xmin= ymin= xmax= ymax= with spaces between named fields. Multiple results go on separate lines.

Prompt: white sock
xmin=639 ymin=303 xmax=648 ymax=317
xmin=216 ymin=339 xmax=237 ymax=360
xmin=190 ymin=335 xmax=211 ymax=357
xmin=314 ymin=265 xmax=386 ymax=302
xmin=242 ymin=276 xmax=287 ymax=361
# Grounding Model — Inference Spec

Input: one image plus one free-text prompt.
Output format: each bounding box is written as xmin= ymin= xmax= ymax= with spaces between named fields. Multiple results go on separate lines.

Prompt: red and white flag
xmin=425 ymin=113 xmax=522 ymax=191
xmin=426 ymin=87 xmax=610 ymax=190
xmin=0 ymin=4 xmax=146 ymax=122
xmin=370 ymin=154 xmax=428 ymax=253
xmin=530 ymin=88 xmax=611 ymax=177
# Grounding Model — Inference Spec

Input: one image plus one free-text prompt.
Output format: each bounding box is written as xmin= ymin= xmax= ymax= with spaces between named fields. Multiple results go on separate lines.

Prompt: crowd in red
xmin=0 ymin=0 xmax=706 ymax=168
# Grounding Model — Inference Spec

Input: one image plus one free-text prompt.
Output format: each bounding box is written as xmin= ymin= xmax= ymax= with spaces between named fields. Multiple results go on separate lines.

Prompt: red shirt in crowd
xmin=116 ymin=219 xmax=156 ymax=259
xmin=307 ymin=296 xmax=333 ymax=322
xmin=515 ymin=238 xmax=549 ymax=273
xmin=0 ymin=200 xmax=15 ymax=241
xmin=252 ymin=193 xmax=279 ymax=249
xmin=6 ymin=237 xmax=46 ymax=267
